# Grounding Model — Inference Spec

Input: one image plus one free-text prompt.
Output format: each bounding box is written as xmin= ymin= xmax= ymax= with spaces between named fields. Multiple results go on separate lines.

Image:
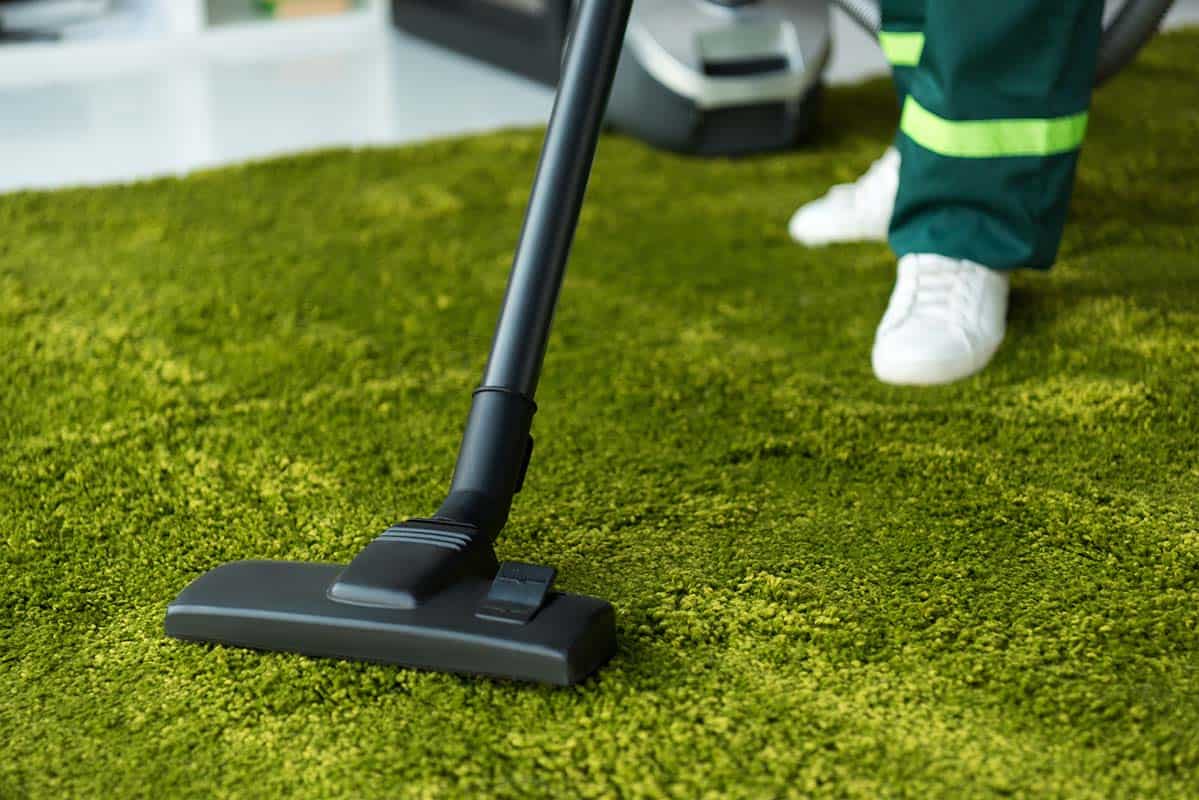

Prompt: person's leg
xmin=872 ymin=0 xmax=1104 ymax=385
xmin=879 ymin=0 xmax=926 ymax=103
xmin=889 ymin=0 xmax=1104 ymax=270
xmin=787 ymin=0 xmax=926 ymax=246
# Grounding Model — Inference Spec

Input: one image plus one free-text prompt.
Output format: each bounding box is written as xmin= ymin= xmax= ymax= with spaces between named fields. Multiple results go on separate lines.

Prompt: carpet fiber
xmin=2 ymin=29 xmax=1198 ymax=800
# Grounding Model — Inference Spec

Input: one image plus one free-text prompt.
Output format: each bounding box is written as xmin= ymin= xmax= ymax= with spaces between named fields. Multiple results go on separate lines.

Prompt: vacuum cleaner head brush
xmin=166 ymin=521 xmax=616 ymax=685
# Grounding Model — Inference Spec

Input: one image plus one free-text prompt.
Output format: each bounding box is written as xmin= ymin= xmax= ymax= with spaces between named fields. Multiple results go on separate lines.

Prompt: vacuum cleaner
xmin=392 ymin=0 xmax=1176 ymax=156
xmin=165 ymin=0 xmax=634 ymax=687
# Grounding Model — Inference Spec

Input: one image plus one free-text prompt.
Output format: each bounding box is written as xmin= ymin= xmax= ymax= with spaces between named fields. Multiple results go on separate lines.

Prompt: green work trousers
xmin=879 ymin=1 xmax=1104 ymax=270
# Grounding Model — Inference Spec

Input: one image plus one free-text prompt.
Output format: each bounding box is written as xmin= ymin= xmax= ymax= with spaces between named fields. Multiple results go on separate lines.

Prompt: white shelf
xmin=0 ymin=0 xmax=389 ymax=87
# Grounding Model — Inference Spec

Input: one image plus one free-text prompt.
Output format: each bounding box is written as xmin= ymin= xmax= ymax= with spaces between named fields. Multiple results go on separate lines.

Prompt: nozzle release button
xmin=476 ymin=561 xmax=556 ymax=624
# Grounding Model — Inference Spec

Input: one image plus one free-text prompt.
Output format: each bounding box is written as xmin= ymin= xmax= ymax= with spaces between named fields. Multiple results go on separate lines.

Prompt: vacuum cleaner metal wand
xmin=164 ymin=0 xmax=633 ymax=686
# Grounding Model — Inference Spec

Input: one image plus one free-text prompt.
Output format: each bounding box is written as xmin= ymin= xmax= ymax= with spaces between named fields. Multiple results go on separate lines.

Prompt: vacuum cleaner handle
xmin=436 ymin=0 xmax=633 ymax=536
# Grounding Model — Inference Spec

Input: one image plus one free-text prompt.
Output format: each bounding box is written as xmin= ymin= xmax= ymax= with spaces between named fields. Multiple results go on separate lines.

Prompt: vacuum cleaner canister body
xmin=391 ymin=0 xmax=831 ymax=156
xmin=609 ymin=0 xmax=830 ymax=155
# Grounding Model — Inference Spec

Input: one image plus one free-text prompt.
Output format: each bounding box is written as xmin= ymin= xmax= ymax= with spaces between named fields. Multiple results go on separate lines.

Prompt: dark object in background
xmin=0 ymin=0 xmax=108 ymax=41
xmin=0 ymin=0 xmax=106 ymax=31
xmin=393 ymin=0 xmax=572 ymax=86
xmin=165 ymin=0 xmax=632 ymax=687
xmin=0 ymin=22 xmax=60 ymax=41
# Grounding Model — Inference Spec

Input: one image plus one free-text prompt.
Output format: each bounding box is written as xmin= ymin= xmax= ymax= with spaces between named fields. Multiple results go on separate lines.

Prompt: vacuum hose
xmin=831 ymin=0 xmax=1176 ymax=85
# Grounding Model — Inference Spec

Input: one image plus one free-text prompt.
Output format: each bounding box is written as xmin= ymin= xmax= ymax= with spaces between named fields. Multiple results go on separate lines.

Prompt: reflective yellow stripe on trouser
xmin=887 ymin=0 xmax=1103 ymax=271
xmin=899 ymin=97 xmax=1090 ymax=159
xmin=879 ymin=31 xmax=925 ymax=67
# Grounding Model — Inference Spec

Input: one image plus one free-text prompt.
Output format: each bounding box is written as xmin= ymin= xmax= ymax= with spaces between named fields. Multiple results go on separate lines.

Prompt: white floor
xmin=2 ymin=3 xmax=1197 ymax=194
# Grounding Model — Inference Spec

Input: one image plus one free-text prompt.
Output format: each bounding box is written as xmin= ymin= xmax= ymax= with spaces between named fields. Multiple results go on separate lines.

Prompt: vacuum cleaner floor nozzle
xmin=166 ymin=559 xmax=616 ymax=686
xmin=165 ymin=0 xmax=632 ymax=687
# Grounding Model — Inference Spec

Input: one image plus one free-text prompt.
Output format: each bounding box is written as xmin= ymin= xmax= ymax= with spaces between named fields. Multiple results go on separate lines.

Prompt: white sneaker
xmin=872 ymin=254 xmax=1010 ymax=386
xmin=788 ymin=146 xmax=900 ymax=246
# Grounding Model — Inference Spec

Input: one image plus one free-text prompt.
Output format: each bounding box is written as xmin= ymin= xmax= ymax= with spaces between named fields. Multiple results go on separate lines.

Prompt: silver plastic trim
xmin=624 ymin=2 xmax=831 ymax=110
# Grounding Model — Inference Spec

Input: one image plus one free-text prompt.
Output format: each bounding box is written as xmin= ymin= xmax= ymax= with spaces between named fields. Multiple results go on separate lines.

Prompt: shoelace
xmin=907 ymin=261 xmax=981 ymax=333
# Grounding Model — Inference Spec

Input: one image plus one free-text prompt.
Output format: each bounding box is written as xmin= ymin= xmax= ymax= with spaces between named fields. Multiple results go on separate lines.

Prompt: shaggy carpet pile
xmin=2 ymin=29 xmax=1197 ymax=799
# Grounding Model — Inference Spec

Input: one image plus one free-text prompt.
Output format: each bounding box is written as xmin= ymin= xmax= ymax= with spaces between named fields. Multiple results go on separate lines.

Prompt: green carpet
xmin=3 ymin=30 xmax=1198 ymax=800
